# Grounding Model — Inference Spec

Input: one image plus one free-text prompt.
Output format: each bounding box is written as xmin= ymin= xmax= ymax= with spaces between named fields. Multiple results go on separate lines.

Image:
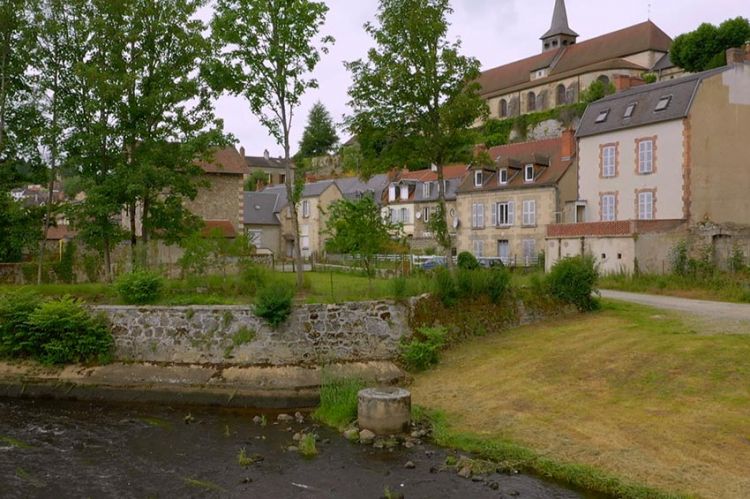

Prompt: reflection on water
xmin=0 ymin=398 xmax=581 ymax=498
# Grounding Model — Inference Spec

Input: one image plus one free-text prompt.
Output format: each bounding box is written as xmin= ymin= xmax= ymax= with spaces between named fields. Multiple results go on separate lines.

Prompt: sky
xmin=198 ymin=0 xmax=749 ymax=158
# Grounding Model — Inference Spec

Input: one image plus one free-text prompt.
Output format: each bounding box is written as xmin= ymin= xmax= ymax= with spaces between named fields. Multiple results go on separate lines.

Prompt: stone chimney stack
xmin=263 ymin=149 xmax=270 ymax=160
xmin=561 ymin=129 xmax=576 ymax=160
xmin=239 ymin=146 xmax=245 ymax=157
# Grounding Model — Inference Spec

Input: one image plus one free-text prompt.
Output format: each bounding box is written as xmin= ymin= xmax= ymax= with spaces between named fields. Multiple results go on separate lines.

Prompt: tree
xmin=212 ymin=0 xmax=334 ymax=290
xmin=580 ymin=80 xmax=615 ymax=104
xmin=119 ymin=0 xmax=228 ymax=268
xmin=671 ymin=17 xmax=750 ymax=73
xmin=244 ymin=170 xmax=269 ymax=191
xmin=325 ymin=195 xmax=402 ymax=286
xmin=346 ymin=0 xmax=488 ymax=261
xmin=297 ymin=101 xmax=339 ymax=159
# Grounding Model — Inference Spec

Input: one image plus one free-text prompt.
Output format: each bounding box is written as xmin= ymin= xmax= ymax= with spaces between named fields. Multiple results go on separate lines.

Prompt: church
xmin=477 ymin=0 xmax=683 ymax=119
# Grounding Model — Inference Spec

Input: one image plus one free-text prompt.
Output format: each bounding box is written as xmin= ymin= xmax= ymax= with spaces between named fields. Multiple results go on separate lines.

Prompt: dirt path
xmin=600 ymin=289 xmax=750 ymax=333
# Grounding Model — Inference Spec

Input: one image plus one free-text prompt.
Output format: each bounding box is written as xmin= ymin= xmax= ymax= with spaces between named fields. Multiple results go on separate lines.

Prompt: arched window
xmin=597 ymin=75 xmax=610 ymax=85
xmin=556 ymin=84 xmax=566 ymax=106
xmin=499 ymin=99 xmax=508 ymax=118
xmin=527 ymin=92 xmax=536 ymax=112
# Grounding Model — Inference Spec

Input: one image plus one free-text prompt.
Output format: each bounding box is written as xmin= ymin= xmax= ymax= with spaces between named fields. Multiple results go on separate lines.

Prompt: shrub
xmin=254 ymin=281 xmax=294 ymax=328
xmin=671 ymin=241 xmax=689 ymax=276
xmin=433 ymin=267 xmax=458 ymax=306
xmin=455 ymin=268 xmax=487 ymax=299
xmin=457 ymin=251 xmax=479 ymax=270
xmin=0 ymin=290 xmax=42 ymax=357
xmin=486 ymin=267 xmax=512 ymax=304
xmin=298 ymin=433 xmax=318 ymax=457
xmin=313 ymin=375 xmax=365 ymax=429
xmin=400 ymin=326 xmax=447 ymax=372
xmin=240 ymin=264 xmax=269 ymax=295
xmin=82 ymin=253 xmax=101 ymax=283
xmin=26 ymin=296 xmax=113 ymax=364
xmin=391 ymin=276 xmax=407 ymax=303
xmin=115 ymin=270 xmax=164 ymax=305
xmin=546 ymin=256 xmax=599 ymax=311
xmin=53 ymin=241 xmax=77 ymax=284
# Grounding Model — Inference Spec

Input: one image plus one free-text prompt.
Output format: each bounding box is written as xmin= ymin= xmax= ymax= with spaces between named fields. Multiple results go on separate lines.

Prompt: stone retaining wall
xmin=95 ymin=301 xmax=410 ymax=366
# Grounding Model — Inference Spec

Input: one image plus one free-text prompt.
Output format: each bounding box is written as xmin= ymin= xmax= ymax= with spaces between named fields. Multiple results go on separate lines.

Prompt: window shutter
xmin=491 ymin=203 xmax=497 ymax=226
xmin=478 ymin=204 xmax=485 ymax=228
xmin=508 ymin=201 xmax=515 ymax=226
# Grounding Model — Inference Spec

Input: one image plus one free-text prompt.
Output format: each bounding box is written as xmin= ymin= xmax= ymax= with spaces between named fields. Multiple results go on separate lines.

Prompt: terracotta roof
xmin=201 ymin=220 xmax=238 ymax=238
xmin=457 ymin=137 xmax=574 ymax=193
xmin=198 ymin=147 xmax=249 ymax=175
xmin=46 ymin=226 xmax=77 ymax=241
xmin=399 ymin=164 xmax=470 ymax=182
xmin=478 ymin=21 xmax=672 ymax=97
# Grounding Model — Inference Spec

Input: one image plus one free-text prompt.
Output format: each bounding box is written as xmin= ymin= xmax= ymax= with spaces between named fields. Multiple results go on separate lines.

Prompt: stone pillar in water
xmin=357 ymin=387 xmax=411 ymax=435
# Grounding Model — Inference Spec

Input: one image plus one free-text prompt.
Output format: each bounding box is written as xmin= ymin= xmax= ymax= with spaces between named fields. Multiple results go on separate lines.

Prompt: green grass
xmin=411 ymin=300 xmax=750 ymax=498
xmin=0 ymin=436 xmax=32 ymax=449
xmin=312 ymin=375 xmax=365 ymax=430
xmin=183 ymin=477 xmax=225 ymax=492
xmin=600 ymin=272 xmax=750 ymax=304
xmin=297 ymin=433 xmax=318 ymax=457
xmin=424 ymin=409 xmax=683 ymax=499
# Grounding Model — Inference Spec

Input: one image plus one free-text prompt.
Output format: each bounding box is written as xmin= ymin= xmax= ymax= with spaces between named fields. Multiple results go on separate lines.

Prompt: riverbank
xmin=410 ymin=300 xmax=750 ymax=499
xmin=0 ymin=360 xmax=405 ymax=409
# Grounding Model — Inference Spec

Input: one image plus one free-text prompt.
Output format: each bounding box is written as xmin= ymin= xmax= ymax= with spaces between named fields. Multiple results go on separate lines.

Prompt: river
xmin=0 ymin=398 xmax=584 ymax=498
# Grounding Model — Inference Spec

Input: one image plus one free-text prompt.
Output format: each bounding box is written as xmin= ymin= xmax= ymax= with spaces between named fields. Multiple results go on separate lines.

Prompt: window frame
xmin=498 ymin=168 xmax=508 ymax=185
xmin=655 ymin=95 xmax=672 ymax=112
xmin=638 ymin=139 xmax=654 ymax=174
xmin=473 ymin=240 xmax=484 ymax=258
xmin=422 ymin=206 xmax=430 ymax=223
xmin=638 ymin=190 xmax=655 ymax=220
xmin=602 ymin=145 xmax=616 ymax=178
xmin=524 ymin=164 xmax=534 ymax=183
xmin=496 ymin=201 xmax=514 ymax=227
xmin=595 ymin=109 xmax=610 ymax=123
xmin=601 ymin=193 xmax=616 ymax=221
xmin=474 ymin=170 xmax=483 ymax=187
xmin=522 ymin=199 xmax=536 ymax=226
xmin=302 ymin=199 xmax=310 ymax=218
xmin=471 ymin=203 xmax=485 ymax=229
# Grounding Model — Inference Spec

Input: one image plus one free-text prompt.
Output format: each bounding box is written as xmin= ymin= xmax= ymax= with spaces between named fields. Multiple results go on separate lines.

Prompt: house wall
xmin=245 ymin=225 xmax=281 ymax=256
xmin=184 ymin=173 xmax=244 ymax=231
xmin=385 ymin=202 xmax=415 ymax=235
xmin=302 ymin=185 xmax=342 ymax=257
xmin=456 ymin=186 xmax=556 ymax=264
xmin=578 ymin=119 xmax=685 ymax=222
xmin=546 ymin=236 xmax=635 ymax=274
xmin=687 ymin=64 xmax=750 ymax=227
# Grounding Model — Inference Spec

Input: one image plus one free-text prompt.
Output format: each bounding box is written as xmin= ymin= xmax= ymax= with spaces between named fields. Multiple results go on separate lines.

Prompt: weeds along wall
xmin=95 ymin=301 xmax=410 ymax=366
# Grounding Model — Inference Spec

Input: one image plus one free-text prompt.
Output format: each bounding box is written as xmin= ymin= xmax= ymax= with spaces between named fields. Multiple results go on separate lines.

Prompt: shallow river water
xmin=0 ymin=398 xmax=585 ymax=498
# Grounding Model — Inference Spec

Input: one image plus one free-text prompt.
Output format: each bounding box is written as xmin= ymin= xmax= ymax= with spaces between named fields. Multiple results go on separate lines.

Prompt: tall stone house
xmin=477 ymin=0 xmax=681 ymax=121
xmin=382 ymin=165 xmax=469 ymax=252
xmin=455 ymin=132 xmax=577 ymax=265
xmin=546 ymin=48 xmax=750 ymax=273
xmin=243 ymin=148 xmax=292 ymax=187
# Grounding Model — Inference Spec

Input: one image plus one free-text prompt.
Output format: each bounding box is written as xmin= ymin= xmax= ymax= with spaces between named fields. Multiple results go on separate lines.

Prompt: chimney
xmin=614 ymin=74 xmax=646 ymax=93
xmin=263 ymin=149 xmax=269 ymax=160
xmin=561 ymin=129 xmax=575 ymax=160
xmin=239 ymin=146 xmax=245 ymax=157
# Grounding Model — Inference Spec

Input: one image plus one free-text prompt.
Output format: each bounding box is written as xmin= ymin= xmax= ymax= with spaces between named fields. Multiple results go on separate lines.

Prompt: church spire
xmin=541 ymin=0 xmax=579 ymax=52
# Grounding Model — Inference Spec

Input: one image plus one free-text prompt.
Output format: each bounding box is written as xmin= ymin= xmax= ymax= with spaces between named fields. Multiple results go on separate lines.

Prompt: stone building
xmin=455 ymin=132 xmax=577 ymax=266
xmin=477 ymin=0 xmax=681 ymax=121
xmin=243 ymin=148 xmax=293 ymax=187
xmin=546 ymin=48 xmax=750 ymax=273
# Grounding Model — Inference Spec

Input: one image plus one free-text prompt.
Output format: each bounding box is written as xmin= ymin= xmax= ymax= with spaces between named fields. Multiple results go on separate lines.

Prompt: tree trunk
xmin=38 ymin=66 xmax=60 ymax=284
xmin=129 ymin=201 xmax=137 ymax=270
xmin=436 ymin=163 xmax=453 ymax=268
xmin=103 ymin=234 xmax=112 ymax=282
xmin=0 ymin=30 xmax=10 ymax=155
xmin=282 ymin=115 xmax=304 ymax=290
xmin=141 ymin=193 xmax=150 ymax=268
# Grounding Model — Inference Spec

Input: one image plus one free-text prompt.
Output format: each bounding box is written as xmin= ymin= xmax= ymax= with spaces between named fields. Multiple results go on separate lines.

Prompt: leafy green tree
xmin=325 ymin=195 xmax=402 ymax=286
xmin=671 ymin=17 xmax=750 ymax=72
xmin=0 ymin=193 xmax=42 ymax=262
xmin=244 ymin=170 xmax=269 ymax=191
xmin=211 ymin=0 xmax=334 ymax=290
xmin=580 ymin=80 xmax=615 ymax=104
xmin=345 ymin=0 xmax=488 ymax=260
xmin=297 ymin=101 xmax=339 ymax=159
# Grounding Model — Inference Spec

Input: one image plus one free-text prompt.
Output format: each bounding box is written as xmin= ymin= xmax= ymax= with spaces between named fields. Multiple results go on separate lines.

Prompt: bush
xmin=457 ymin=252 xmax=479 ymax=270
xmin=400 ymin=326 xmax=447 ymax=371
xmin=254 ymin=281 xmax=294 ymax=328
xmin=240 ymin=264 xmax=269 ymax=295
xmin=671 ymin=241 xmax=689 ymax=276
xmin=433 ymin=267 xmax=458 ymax=306
xmin=455 ymin=268 xmax=487 ymax=299
xmin=312 ymin=375 xmax=365 ymax=430
xmin=486 ymin=267 xmax=512 ymax=304
xmin=53 ymin=241 xmax=76 ymax=284
xmin=546 ymin=256 xmax=599 ymax=311
xmin=391 ymin=276 xmax=407 ymax=303
xmin=26 ymin=297 xmax=113 ymax=365
xmin=115 ymin=270 xmax=164 ymax=305
xmin=0 ymin=290 xmax=42 ymax=357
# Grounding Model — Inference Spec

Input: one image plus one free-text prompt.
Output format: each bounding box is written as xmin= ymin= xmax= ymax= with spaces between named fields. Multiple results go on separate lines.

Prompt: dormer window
xmin=524 ymin=164 xmax=534 ymax=182
xmin=399 ymin=184 xmax=409 ymax=201
xmin=422 ymin=182 xmax=430 ymax=198
xmin=595 ymin=109 xmax=610 ymax=123
xmin=655 ymin=96 xmax=672 ymax=112
xmin=474 ymin=170 xmax=483 ymax=187
xmin=624 ymin=103 xmax=637 ymax=118
xmin=388 ymin=184 xmax=396 ymax=202
xmin=498 ymin=169 xmax=509 ymax=185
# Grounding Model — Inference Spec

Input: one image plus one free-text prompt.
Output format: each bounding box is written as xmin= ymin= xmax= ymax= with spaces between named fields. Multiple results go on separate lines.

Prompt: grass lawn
xmin=410 ymin=300 xmax=750 ymax=499
xmin=0 ymin=271 xmax=434 ymax=305
xmin=600 ymin=272 xmax=750 ymax=304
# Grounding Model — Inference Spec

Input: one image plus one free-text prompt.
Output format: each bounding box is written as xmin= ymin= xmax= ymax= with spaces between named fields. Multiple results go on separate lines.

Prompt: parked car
xmin=420 ymin=257 xmax=447 ymax=270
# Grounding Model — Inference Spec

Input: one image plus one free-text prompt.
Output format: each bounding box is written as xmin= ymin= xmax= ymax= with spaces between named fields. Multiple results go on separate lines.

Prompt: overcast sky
xmin=199 ymin=0 xmax=748 ymax=158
